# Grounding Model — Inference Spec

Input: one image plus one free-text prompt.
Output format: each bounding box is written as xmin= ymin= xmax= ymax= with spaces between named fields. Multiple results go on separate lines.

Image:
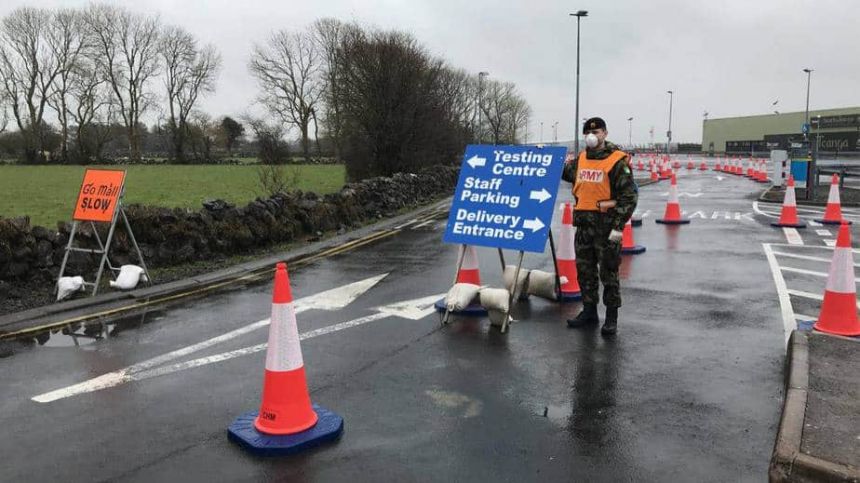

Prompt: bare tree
xmin=67 ymin=63 xmax=115 ymax=162
xmin=250 ymin=29 xmax=323 ymax=162
xmin=46 ymin=8 xmax=88 ymax=163
xmin=160 ymin=24 xmax=220 ymax=162
xmin=0 ymin=7 xmax=64 ymax=162
xmin=312 ymin=18 xmax=356 ymax=159
xmin=481 ymin=80 xmax=529 ymax=144
xmin=85 ymin=4 xmax=161 ymax=162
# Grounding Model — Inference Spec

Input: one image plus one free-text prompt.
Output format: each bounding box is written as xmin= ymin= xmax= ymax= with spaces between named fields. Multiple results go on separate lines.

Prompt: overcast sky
xmin=2 ymin=0 xmax=857 ymax=144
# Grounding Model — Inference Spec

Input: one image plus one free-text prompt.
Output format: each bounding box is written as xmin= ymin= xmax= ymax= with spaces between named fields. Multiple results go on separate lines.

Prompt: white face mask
xmin=585 ymin=133 xmax=599 ymax=148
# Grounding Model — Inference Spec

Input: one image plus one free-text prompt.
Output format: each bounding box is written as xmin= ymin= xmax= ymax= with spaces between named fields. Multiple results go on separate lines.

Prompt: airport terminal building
xmin=702 ymin=106 xmax=860 ymax=155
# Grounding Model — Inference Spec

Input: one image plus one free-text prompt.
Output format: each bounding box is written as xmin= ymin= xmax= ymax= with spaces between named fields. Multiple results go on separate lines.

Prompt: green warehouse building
xmin=702 ymin=106 xmax=860 ymax=155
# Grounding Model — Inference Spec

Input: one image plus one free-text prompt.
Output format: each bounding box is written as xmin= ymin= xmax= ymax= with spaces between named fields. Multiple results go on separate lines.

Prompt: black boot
xmin=601 ymin=307 xmax=618 ymax=335
xmin=567 ymin=303 xmax=599 ymax=328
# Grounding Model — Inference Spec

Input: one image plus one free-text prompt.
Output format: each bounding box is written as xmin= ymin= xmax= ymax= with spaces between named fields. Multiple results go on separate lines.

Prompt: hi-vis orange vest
xmin=573 ymin=150 xmax=627 ymax=211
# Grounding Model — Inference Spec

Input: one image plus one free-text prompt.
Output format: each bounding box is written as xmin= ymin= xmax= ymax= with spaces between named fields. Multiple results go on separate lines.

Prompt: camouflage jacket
xmin=561 ymin=141 xmax=638 ymax=232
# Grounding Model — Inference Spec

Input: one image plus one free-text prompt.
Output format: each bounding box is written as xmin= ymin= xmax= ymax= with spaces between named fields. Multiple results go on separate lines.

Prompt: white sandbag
xmin=110 ymin=265 xmax=146 ymax=290
xmin=526 ymin=270 xmax=569 ymax=301
xmin=479 ymin=287 xmax=510 ymax=327
xmin=445 ymin=283 xmax=480 ymax=311
xmin=56 ymin=276 xmax=85 ymax=301
xmin=503 ymin=265 xmax=530 ymax=295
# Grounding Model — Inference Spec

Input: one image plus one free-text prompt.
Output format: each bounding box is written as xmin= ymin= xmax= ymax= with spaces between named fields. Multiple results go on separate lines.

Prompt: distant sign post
xmin=57 ymin=169 xmax=150 ymax=297
xmin=442 ymin=144 xmax=567 ymax=332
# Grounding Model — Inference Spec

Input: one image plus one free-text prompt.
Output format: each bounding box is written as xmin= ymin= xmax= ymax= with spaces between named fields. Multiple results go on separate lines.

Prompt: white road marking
xmin=771 ymin=250 xmax=860 ymax=267
xmin=31 ymin=274 xmax=390 ymax=403
xmin=815 ymin=229 xmax=832 ymax=236
xmin=763 ymin=243 xmax=798 ymax=345
xmin=753 ymin=201 xmax=777 ymax=218
xmin=32 ymin=292 xmax=443 ymax=403
xmin=781 ymin=266 xmax=860 ymax=282
xmin=794 ymin=314 xmax=817 ymax=321
xmin=768 ymin=243 xmax=860 ymax=254
xmin=786 ymin=289 xmax=860 ymax=308
xmin=783 ymin=228 xmax=803 ymax=245
xmin=824 ymin=239 xmax=836 ymax=247
xmin=413 ymin=219 xmax=436 ymax=229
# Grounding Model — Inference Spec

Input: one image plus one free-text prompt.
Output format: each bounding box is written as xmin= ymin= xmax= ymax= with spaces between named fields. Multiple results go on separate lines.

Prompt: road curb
xmin=0 ymin=197 xmax=453 ymax=339
xmin=769 ymin=330 xmax=860 ymax=482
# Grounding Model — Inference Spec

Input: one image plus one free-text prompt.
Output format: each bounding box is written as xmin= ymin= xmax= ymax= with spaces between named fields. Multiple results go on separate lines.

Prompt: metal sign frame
xmin=56 ymin=176 xmax=150 ymax=298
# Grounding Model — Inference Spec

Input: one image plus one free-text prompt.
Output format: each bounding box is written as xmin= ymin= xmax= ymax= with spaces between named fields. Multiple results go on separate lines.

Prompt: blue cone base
xmin=656 ymin=219 xmax=691 ymax=225
xmin=622 ymin=245 xmax=646 ymax=255
xmin=771 ymin=222 xmax=806 ymax=228
xmin=797 ymin=319 xmax=815 ymax=332
xmin=631 ymin=218 xmax=643 ymax=227
xmin=558 ymin=291 xmax=582 ymax=302
xmin=227 ymin=404 xmax=344 ymax=456
xmin=815 ymin=219 xmax=853 ymax=225
xmin=434 ymin=299 xmax=488 ymax=316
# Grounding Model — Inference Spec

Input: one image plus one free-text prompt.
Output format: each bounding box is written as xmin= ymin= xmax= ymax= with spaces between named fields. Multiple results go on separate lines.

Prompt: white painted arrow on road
xmin=522 ymin=218 xmax=545 ymax=232
xmin=466 ymin=155 xmax=486 ymax=169
xmin=32 ymin=290 xmax=444 ymax=403
xmin=529 ymin=188 xmax=552 ymax=203
xmin=32 ymin=274 xmax=390 ymax=403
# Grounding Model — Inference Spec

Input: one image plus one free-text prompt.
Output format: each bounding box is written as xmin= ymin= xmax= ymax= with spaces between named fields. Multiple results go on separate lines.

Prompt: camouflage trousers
xmin=574 ymin=217 xmax=622 ymax=307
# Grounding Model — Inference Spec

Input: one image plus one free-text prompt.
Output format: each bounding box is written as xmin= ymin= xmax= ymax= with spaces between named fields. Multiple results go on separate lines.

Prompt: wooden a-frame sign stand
xmin=56 ymin=169 xmax=151 ymax=298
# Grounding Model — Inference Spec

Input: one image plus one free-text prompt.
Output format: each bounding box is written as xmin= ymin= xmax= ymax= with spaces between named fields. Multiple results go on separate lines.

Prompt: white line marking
xmin=771 ymin=251 xmax=860 ymax=267
xmin=763 ymin=243 xmax=797 ymax=346
xmin=32 ymin=292 xmax=443 ymax=403
xmin=783 ymin=228 xmax=803 ymax=245
xmin=794 ymin=314 xmax=817 ymax=321
xmin=815 ymin=229 xmax=832 ymax=237
xmin=413 ymin=219 xmax=436 ymax=229
xmin=809 ymin=220 xmax=823 ymax=227
xmin=753 ymin=201 xmax=777 ymax=219
xmin=768 ymin=243 xmax=860 ymax=253
xmin=786 ymin=289 xmax=860 ymax=309
xmin=824 ymin=239 xmax=836 ymax=247
xmin=30 ymin=274 xmax=389 ymax=403
xmin=781 ymin=266 xmax=860 ymax=282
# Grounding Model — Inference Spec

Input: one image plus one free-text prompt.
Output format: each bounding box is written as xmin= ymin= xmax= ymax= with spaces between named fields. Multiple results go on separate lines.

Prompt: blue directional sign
xmin=802 ymin=123 xmax=810 ymax=135
xmin=443 ymin=144 xmax=568 ymax=253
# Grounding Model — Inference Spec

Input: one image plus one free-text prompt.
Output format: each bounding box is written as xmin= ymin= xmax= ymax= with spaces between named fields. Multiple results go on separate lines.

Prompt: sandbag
xmin=526 ymin=270 xmax=569 ymax=301
xmin=444 ymin=283 xmax=481 ymax=311
xmin=56 ymin=276 xmax=85 ymax=301
xmin=110 ymin=265 xmax=147 ymax=290
xmin=503 ymin=265 xmax=530 ymax=296
xmin=479 ymin=287 xmax=510 ymax=327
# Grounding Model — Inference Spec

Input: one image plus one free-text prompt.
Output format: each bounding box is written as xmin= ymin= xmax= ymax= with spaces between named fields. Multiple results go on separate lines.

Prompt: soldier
xmin=562 ymin=117 xmax=638 ymax=335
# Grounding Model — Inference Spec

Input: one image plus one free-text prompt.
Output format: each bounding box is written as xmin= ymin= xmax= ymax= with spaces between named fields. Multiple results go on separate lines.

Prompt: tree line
xmin=0 ymin=6 xmax=531 ymax=179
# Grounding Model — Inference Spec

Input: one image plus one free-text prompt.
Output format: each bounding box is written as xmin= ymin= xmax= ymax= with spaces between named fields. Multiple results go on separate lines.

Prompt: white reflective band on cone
xmin=460 ymin=245 xmax=480 ymax=270
xmin=785 ymin=187 xmax=796 ymax=207
xmin=265 ymin=302 xmax=304 ymax=372
xmin=827 ymin=248 xmax=856 ymax=294
xmin=828 ymin=183 xmax=841 ymax=204
xmin=668 ymin=184 xmax=679 ymax=203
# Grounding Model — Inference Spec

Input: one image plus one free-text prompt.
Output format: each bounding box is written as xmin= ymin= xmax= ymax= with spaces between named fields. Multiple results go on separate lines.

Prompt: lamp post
xmin=666 ymin=90 xmax=674 ymax=155
xmin=803 ymin=68 xmax=813 ymax=141
xmin=476 ymin=71 xmax=489 ymax=143
xmin=627 ymin=117 xmax=633 ymax=147
xmin=570 ymin=10 xmax=588 ymax=154
xmin=552 ymin=121 xmax=559 ymax=144
xmin=540 ymin=121 xmax=544 ymax=144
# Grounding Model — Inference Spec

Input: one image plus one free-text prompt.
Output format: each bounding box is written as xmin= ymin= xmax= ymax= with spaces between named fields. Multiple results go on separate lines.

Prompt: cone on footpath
xmin=813 ymin=223 xmax=860 ymax=336
xmin=656 ymin=173 xmax=690 ymax=225
xmin=228 ymin=263 xmax=344 ymax=456
xmin=816 ymin=174 xmax=853 ymax=225
xmin=621 ymin=218 xmax=646 ymax=255
xmin=556 ymin=202 xmax=582 ymax=301
xmin=771 ymin=176 xmax=806 ymax=228
xmin=434 ymin=245 xmax=488 ymax=315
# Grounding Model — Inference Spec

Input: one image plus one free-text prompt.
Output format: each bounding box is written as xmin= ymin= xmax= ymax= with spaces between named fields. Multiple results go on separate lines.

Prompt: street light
xmin=552 ymin=121 xmax=559 ymax=144
xmin=803 ymin=68 xmax=813 ymax=140
xmin=540 ymin=121 xmax=544 ymax=144
xmin=476 ymin=71 xmax=489 ymax=143
xmin=666 ymin=90 xmax=674 ymax=155
xmin=570 ymin=10 xmax=588 ymax=154
xmin=627 ymin=117 xmax=633 ymax=147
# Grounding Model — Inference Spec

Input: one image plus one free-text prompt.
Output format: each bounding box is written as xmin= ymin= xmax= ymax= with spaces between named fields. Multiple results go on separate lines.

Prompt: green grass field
xmin=0 ymin=164 xmax=346 ymax=228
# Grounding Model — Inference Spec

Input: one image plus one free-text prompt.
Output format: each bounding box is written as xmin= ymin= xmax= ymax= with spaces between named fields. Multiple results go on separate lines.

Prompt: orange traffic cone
xmin=756 ymin=162 xmax=769 ymax=183
xmin=715 ymin=158 xmax=722 ymax=172
xmin=650 ymin=162 xmax=659 ymax=182
xmin=771 ymin=176 xmax=806 ymax=228
xmin=656 ymin=173 xmax=690 ymax=225
xmin=556 ymin=202 xmax=582 ymax=301
xmin=228 ymin=263 xmax=344 ymax=455
xmin=699 ymin=159 xmax=708 ymax=171
xmin=813 ymin=223 xmax=860 ymax=336
xmin=434 ymin=245 xmax=487 ymax=315
xmin=817 ymin=174 xmax=852 ymax=225
xmin=621 ymin=218 xmax=646 ymax=255
xmin=687 ymin=160 xmax=695 ymax=170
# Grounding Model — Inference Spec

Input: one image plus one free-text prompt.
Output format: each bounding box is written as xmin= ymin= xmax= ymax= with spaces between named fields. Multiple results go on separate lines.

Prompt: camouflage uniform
xmin=561 ymin=141 xmax=638 ymax=307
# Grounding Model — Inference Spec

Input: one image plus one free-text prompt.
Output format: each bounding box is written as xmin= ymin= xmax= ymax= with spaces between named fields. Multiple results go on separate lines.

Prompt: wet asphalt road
xmin=0 ymin=164 xmax=820 ymax=482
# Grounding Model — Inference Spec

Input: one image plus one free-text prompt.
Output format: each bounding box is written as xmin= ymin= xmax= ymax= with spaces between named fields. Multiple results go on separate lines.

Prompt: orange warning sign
xmin=73 ymin=169 xmax=126 ymax=222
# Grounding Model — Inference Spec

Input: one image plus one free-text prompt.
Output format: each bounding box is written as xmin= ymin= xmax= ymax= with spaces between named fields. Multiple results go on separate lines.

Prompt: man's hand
xmin=608 ymin=230 xmax=623 ymax=243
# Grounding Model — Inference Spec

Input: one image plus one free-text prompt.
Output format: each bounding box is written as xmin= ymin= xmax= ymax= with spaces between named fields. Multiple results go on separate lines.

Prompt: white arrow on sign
xmin=529 ymin=188 xmax=552 ymax=203
xmin=522 ymin=218 xmax=545 ymax=232
xmin=32 ymin=273 xmax=389 ymax=403
xmin=466 ymin=155 xmax=486 ymax=169
xmin=32 ymin=290 xmax=444 ymax=403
